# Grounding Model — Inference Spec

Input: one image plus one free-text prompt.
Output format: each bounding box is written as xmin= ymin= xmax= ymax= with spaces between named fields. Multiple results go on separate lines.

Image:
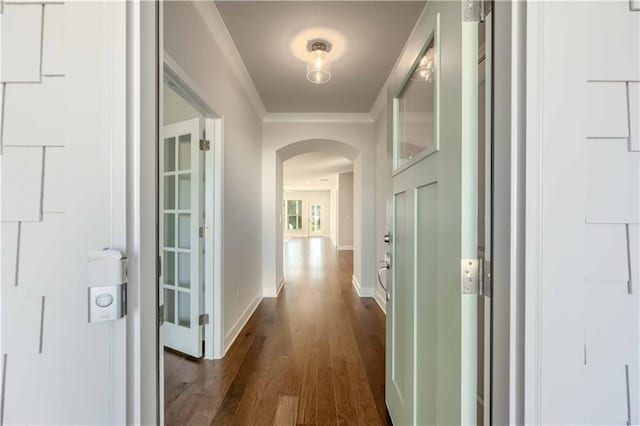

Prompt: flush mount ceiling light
xmin=306 ymin=40 xmax=332 ymax=84
xmin=411 ymin=47 xmax=435 ymax=82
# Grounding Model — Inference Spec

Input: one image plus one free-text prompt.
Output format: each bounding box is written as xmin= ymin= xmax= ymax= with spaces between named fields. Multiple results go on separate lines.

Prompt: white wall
xmin=525 ymin=2 xmax=639 ymax=424
xmin=374 ymin=105 xmax=391 ymax=311
xmin=262 ymin=121 xmax=376 ymax=298
xmin=283 ymin=189 xmax=331 ymax=237
xmin=164 ymin=1 xmax=264 ymax=353
xmin=337 ymin=172 xmax=354 ymax=248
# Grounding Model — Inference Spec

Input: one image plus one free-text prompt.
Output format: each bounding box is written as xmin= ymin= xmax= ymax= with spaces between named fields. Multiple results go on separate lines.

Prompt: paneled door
xmin=385 ymin=2 xmax=480 ymax=424
xmin=160 ymin=118 xmax=204 ymax=357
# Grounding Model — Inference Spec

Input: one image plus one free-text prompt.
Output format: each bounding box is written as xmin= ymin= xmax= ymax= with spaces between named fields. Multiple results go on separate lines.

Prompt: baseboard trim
xmin=352 ymin=275 xmax=375 ymax=297
xmin=338 ymin=245 xmax=353 ymax=251
xmin=263 ymin=276 xmax=285 ymax=298
xmin=223 ymin=294 xmax=262 ymax=355
xmin=374 ymin=290 xmax=387 ymax=314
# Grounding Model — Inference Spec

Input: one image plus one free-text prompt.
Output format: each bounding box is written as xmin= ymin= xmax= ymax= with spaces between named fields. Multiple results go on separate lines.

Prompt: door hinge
xmin=158 ymin=304 xmax=164 ymax=327
xmin=199 ymin=226 xmax=208 ymax=238
xmin=199 ymin=313 xmax=209 ymax=326
xmin=199 ymin=139 xmax=210 ymax=151
xmin=463 ymin=0 xmax=486 ymax=22
xmin=461 ymin=258 xmax=492 ymax=296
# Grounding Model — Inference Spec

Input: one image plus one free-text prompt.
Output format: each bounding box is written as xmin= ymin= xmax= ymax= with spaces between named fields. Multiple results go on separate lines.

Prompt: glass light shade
xmin=306 ymin=49 xmax=331 ymax=84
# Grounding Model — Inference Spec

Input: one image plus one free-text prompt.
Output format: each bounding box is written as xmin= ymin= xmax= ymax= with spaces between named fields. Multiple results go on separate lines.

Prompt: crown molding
xmin=263 ymin=112 xmax=374 ymax=124
xmin=193 ymin=1 xmax=267 ymax=118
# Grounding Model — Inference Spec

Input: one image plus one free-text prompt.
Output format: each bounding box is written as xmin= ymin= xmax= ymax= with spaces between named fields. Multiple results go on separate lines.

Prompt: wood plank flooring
xmin=164 ymin=237 xmax=390 ymax=425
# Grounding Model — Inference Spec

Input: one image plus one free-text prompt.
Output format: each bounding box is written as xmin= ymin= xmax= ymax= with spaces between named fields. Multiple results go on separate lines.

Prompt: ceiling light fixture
xmin=411 ymin=47 xmax=435 ymax=82
xmin=306 ymin=40 xmax=332 ymax=84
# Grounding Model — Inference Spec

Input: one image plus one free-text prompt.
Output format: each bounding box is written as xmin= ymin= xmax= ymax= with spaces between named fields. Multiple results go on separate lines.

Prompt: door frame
xmin=162 ymin=54 xmax=225 ymax=362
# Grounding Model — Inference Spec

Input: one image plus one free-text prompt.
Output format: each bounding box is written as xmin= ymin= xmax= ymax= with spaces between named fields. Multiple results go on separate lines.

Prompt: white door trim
xmin=163 ymin=54 xmax=225 ymax=361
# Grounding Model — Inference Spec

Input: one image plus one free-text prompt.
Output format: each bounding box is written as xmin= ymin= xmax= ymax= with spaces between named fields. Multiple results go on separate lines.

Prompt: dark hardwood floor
xmin=164 ymin=237 xmax=390 ymax=425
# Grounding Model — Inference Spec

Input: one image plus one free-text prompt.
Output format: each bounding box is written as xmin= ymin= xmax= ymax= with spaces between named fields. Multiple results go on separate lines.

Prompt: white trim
xmin=263 ymin=276 xmax=285 ymax=298
xmin=352 ymin=275 xmax=375 ymax=297
xmin=375 ymin=290 xmax=387 ymax=314
xmin=338 ymin=245 xmax=353 ymax=251
xmin=524 ymin=1 xmax=543 ymax=423
xmin=223 ymin=294 xmax=262 ymax=355
xmin=126 ymin=1 xmax=158 ymax=424
xmin=284 ymin=185 xmax=337 ymax=192
xmin=192 ymin=1 xmax=266 ymax=118
xmin=263 ymin=112 xmax=373 ymax=123
xmin=163 ymin=53 xmax=218 ymax=118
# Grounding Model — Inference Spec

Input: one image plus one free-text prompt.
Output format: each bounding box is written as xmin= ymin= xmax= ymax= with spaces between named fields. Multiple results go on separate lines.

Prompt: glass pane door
xmin=310 ymin=204 xmax=321 ymax=233
xmin=160 ymin=117 xmax=203 ymax=358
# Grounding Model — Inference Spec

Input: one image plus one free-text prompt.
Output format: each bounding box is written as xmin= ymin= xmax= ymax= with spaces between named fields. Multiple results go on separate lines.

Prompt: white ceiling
xmin=283 ymin=152 xmax=353 ymax=187
xmin=215 ymin=1 xmax=426 ymax=113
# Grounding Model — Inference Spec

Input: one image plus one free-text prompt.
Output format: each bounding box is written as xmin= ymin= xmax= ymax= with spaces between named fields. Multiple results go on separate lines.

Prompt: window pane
xmin=178 ymin=252 xmax=190 ymax=289
xmin=288 ymin=216 xmax=297 ymax=230
xmin=178 ymin=134 xmax=191 ymax=171
xmin=164 ymin=137 xmax=176 ymax=172
xmin=164 ymin=289 xmax=175 ymax=324
xmin=163 ymin=250 xmax=175 ymax=286
xmin=178 ymin=174 xmax=191 ymax=210
xmin=178 ymin=291 xmax=190 ymax=328
xmin=178 ymin=214 xmax=191 ymax=249
xmin=164 ymin=213 xmax=175 ymax=248
xmin=164 ymin=176 xmax=175 ymax=210
xmin=287 ymin=200 xmax=297 ymax=215
xmin=394 ymin=40 xmax=436 ymax=169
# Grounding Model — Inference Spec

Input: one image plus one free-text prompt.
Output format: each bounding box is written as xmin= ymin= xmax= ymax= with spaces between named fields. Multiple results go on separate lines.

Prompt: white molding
xmin=283 ymin=185 xmax=336 ymax=192
xmin=338 ymin=245 xmax=353 ymax=251
xmin=223 ymin=294 xmax=262 ymax=355
xmin=524 ymin=1 xmax=543 ymax=423
xmin=263 ymin=112 xmax=374 ymax=123
xmin=263 ymin=276 xmax=285 ymax=298
xmin=374 ymin=290 xmax=387 ymax=314
xmin=352 ymin=275 xmax=375 ymax=297
xmin=192 ymin=1 xmax=266 ymax=118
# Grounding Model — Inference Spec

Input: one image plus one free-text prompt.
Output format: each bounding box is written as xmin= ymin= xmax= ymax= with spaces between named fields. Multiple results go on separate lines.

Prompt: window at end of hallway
xmin=287 ymin=200 xmax=303 ymax=230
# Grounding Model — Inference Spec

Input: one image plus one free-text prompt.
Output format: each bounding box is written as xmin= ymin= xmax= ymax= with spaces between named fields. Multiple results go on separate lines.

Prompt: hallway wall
xmin=374 ymin=105 xmax=391 ymax=311
xmin=337 ymin=172 xmax=354 ymax=249
xmin=262 ymin=120 xmax=377 ymax=298
xmin=164 ymin=1 xmax=264 ymax=353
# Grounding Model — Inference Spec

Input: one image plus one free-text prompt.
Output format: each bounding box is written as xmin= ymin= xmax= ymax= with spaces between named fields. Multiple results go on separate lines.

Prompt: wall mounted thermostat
xmin=88 ymin=249 xmax=127 ymax=323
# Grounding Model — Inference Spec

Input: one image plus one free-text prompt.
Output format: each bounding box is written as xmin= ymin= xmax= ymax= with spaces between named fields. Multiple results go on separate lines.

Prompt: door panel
xmin=390 ymin=190 xmax=413 ymax=424
xmin=160 ymin=118 xmax=204 ymax=358
xmin=386 ymin=1 xmax=479 ymax=424
xmin=0 ymin=2 xmax=127 ymax=423
xmin=415 ymin=182 xmax=438 ymax=425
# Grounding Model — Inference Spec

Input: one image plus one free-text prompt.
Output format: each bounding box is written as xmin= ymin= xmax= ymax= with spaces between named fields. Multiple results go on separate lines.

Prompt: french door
xmin=385 ymin=1 xmax=483 ymax=424
xmin=309 ymin=203 xmax=322 ymax=234
xmin=160 ymin=117 xmax=204 ymax=358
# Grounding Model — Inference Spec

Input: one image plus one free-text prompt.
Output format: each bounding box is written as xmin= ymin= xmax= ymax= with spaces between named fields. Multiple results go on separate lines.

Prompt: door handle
xmin=378 ymin=253 xmax=391 ymax=301
xmin=384 ymin=232 xmax=392 ymax=243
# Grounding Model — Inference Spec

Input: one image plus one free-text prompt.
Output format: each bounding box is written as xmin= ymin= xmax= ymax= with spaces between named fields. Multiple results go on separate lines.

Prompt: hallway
xmin=164 ymin=238 xmax=389 ymax=425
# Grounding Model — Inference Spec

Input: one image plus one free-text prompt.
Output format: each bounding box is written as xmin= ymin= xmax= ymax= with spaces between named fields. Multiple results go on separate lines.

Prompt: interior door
xmin=309 ymin=203 xmax=321 ymax=234
xmin=385 ymin=2 xmax=480 ymax=424
xmin=160 ymin=117 xmax=204 ymax=357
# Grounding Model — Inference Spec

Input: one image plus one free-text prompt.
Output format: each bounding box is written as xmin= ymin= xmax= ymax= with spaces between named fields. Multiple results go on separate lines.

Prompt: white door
xmin=385 ymin=2 xmax=479 ymax=424
xmin=309 ymin=203 xmax=322 ymax=234
xmin=160 ymin=118 xmax=204 ymax=357
xmin=1 ymin=2 xmax=127 ymax=424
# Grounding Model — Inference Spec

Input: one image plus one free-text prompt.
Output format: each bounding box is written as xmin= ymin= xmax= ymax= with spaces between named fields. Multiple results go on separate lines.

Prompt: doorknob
xmin=377 ymin=253 xmax=391 ymax=301
xmin=384 ymin=232 xmax=392 ymax=243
